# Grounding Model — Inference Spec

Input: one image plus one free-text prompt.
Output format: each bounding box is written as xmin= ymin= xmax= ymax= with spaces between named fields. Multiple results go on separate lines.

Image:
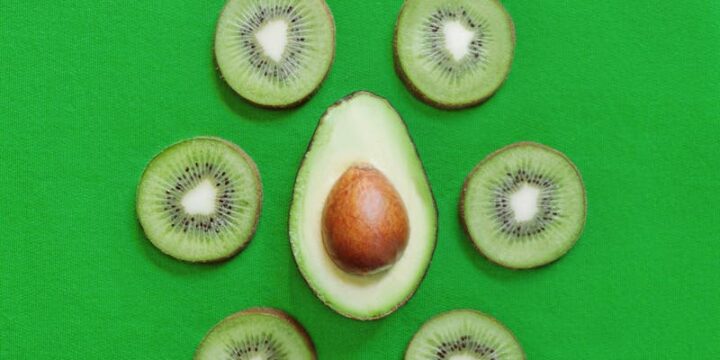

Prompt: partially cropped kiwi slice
xmin=214 ymin=0 xmax=335 ymax=108
xmin=394 ymin=0 xmax=515 ymax=109
xmin=461 ymin=142 xmax=586 ymax=269
xmin=405 ymin=310 xmax=525 ymax=360
xmin=136 ymin=137 xmax=262 ymax=262
xmin=195 ymin=308 xmax=316 ymax=360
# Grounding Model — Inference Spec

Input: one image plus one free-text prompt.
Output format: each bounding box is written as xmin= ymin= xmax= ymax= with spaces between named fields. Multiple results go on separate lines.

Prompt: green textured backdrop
xmin=1 ymin=0 xmax=719 ymax=358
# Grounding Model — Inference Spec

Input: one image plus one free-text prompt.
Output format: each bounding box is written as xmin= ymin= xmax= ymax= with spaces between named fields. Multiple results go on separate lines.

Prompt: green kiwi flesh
xmin=405 ymin=310 xmax=525 ymax=360
xmin=214 ymin=0 xmax=335 ymax=108
xmin=394 ymin=0 xmax=515 ymax=109
xmin=461 ymin=142 xmax=586 ymax=269
xmin=195 ymin=308 xmax=316 ymax=360
xmin=136 ymin=137 xmax=262 ymax=263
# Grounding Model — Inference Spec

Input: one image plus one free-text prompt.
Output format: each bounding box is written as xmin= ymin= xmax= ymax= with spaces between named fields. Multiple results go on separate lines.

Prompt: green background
xmin=1 ymin=0 xmax=719 ymax=358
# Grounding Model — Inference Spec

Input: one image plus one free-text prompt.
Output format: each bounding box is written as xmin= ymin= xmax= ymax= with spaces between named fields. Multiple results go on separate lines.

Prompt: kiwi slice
xmin=405 ymin=310 xmax=525 ymax=360
xmin=214 ymin=0 xmax=335 ymax=108
xmin=460 ymin=142 xmax=586 ymax=269
xmin=195 ymin=308 xmax=316 ymax=360
xmin=136 ymin=137 xmax=262 ymax=263
xmin=394 ymin=0 xmax=515 ymax=109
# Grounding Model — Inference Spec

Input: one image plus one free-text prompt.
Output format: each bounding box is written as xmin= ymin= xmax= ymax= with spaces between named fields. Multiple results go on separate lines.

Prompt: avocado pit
xmin=322 ymin=164 xmax=409 ymax=275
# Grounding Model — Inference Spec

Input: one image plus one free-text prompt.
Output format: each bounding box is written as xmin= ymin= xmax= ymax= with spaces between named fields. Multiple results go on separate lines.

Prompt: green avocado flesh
xmin=136 ymin=137 xmax=262 ymax=262
xmin=394 ymin=0 xmax=514 ymax=108
xmin=214 ymin=0 xmax=335 ymax=108
xmin=194 ymin=309 xmax=315 ymax=360
xmin=461 ymin=142 xmax=586 ymax=269
xmin=405 ymin=310 xmax=525 ymax=360
xmin=289 ymin=91 xmax=437 ymax=320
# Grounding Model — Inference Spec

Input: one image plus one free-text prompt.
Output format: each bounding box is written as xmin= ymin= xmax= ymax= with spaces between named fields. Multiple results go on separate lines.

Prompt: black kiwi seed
xmin=488 ymin=168 xmax=561 ymax=240
xmin=418 ymin=8 xmax=491 ymax=80
xmin=227 ymin=334 xmax=286 ymax=360
xmin=228 ymin=5 xmax=309 ymax=82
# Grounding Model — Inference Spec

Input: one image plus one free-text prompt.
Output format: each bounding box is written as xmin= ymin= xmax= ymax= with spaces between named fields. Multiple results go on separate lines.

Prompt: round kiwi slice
xmin=214 ymin=0 xmax=335 ymax=108
xmin=394 ymin=0 xmax=515 ymax=109
xmin=195 ymin=308 xmax=316 ymax=360
xmin=405 ymin=309 xmax=525 ymax=360
xmin=460 ymin=142 xmax=586 ymax=269
xmin=136 ymin=137 xmax=262 ymax=263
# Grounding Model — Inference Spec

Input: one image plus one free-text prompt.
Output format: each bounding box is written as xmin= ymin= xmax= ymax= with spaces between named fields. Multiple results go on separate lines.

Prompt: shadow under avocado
xmin=212 ymin=63 xmax=298 ymax=122
xmin=287 ymin=255 xmax=383 ymax=353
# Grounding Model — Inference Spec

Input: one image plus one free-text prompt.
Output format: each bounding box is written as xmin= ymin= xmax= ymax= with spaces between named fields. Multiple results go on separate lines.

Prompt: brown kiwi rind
xmin=458 ymin=142 xmax=587 ymax=269
xmin=194 ymin=308 xmax=316 ymax=360
xmin=392 ymin=0 xmax=516 ymax=109
xmin=289 ymin=91 xmax=438 ymax=320
xmin=213 ymin=0 xmax=336 ymax=109
xmin=136 ymin=136 xmax=263 ymax=263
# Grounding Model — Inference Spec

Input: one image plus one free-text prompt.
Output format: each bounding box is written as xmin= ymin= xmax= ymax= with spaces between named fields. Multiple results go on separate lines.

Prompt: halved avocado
xmin=289 ymin=91 xmax=437 ymax=320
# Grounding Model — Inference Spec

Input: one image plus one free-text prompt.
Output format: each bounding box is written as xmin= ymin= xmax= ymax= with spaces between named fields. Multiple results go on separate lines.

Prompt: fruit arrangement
xmin=135 ymin=0 xmax=588 ymax=358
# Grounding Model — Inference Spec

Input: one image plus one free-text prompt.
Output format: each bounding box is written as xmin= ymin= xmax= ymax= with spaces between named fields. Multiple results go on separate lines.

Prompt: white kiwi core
xmin=449 ymin=355 xmax=476 ymax=360
xmin=181 ymin=179 xmax=217 ymax=216
xmin=509 ymin=183 xmax=540 ymax=222
xmin=255 ymin=19 xmax=288 ymax=62
xmin=443 ymin=20 xmax=475 ymax=61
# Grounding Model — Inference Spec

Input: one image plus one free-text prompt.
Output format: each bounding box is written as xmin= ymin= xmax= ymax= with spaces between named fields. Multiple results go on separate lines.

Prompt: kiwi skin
xmin=289 ymin=91 xmax=438 ymax=320
xmin=458 ymin=142 xmax=587 ymax=270
xmin=392 ymin=0 xmax=516 ymax=110
xmin=194 ymin=308 xmax=317 ymax=360
xmin=213 ymin=0 xmax=336 ymax=110
xmin=135 ymin=136 xmax=263 ymax=264
xmin=405 ymin=309 xmax=526 ymax=360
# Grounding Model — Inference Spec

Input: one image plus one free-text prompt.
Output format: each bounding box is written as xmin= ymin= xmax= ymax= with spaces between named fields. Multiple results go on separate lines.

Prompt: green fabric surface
xmin=1 ymin=0 xmax=718 ymax=358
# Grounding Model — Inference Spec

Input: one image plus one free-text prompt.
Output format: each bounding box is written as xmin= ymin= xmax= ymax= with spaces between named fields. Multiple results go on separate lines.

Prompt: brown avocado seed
xmin=322 ymin=164 xmax=409 ymax=275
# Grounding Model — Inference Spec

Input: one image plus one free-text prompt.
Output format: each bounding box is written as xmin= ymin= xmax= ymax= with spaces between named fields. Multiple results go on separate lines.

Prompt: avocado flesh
xmin=289 ymin=91 xmax=437 ymax=320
